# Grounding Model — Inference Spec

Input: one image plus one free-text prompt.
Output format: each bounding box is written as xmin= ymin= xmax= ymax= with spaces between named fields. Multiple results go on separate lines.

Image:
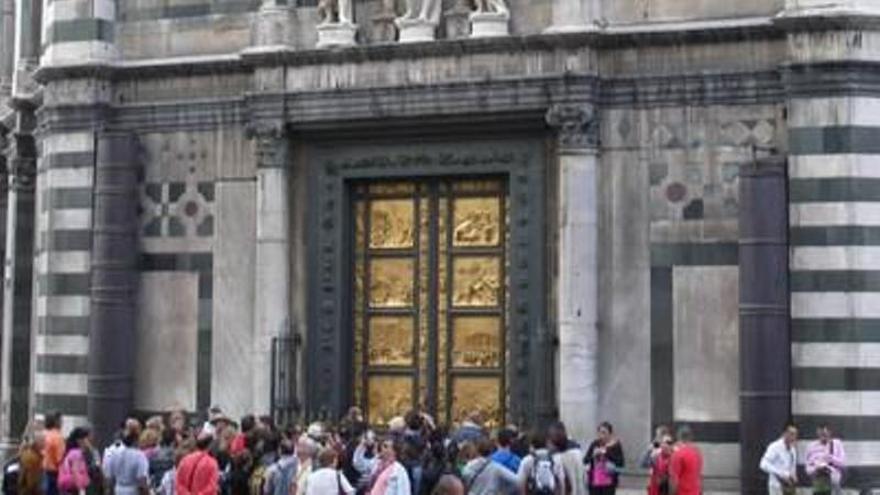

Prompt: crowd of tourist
xmin=0 ymin=407 xmax=847 ymax=495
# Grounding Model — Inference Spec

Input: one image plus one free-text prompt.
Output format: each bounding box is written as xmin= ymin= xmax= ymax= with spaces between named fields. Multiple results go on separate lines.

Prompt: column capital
xmin=545 ymin=103 xmax=599 ymax=151
xmin=246 ymin=121 xmax=288 ymax=169
xmin=4 ymin=132 xmax=35 ymax=191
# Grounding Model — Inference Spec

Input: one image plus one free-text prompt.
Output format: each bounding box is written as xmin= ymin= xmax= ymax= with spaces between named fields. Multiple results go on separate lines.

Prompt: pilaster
xmin=0 ymin=114 xmax=35 ymax=448
xmin=546 ymin=103 xmax=599 ymax=443
xmin=778 ymin=2 xmax=880 ymax=486
xmin=246 ymin=119 xmax=291 ymax=415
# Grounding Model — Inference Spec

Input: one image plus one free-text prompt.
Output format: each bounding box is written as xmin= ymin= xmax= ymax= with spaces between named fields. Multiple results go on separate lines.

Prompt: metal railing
xmin=270 ymin=329 xmax=302 ymax=427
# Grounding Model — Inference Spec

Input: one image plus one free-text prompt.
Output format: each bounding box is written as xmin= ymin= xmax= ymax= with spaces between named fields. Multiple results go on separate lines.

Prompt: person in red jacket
xmin=176 ymin=433 xmax=219 ymax=495
xmin=669 ymin=427 xmax=703 ymax=495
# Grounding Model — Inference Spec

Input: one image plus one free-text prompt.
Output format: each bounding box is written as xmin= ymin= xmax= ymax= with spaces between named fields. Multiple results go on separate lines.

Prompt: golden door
xmin=352 ymin=178 xmax=508 ymax=427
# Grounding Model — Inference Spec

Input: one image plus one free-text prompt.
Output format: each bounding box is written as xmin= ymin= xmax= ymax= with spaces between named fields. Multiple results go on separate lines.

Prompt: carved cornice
xmin=545 ymin=103 xmax=598 ymax=151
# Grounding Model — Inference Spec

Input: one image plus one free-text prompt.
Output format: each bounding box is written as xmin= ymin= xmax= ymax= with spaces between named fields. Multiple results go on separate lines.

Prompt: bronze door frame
xmin=306 ymin=139 xmax=551 ymax=428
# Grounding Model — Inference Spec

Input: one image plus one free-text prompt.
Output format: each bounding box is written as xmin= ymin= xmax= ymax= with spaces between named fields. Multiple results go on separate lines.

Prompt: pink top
xmin=59 ymin=448 xmax=91 ymax=491
xmin=591 ymin=460 xmax=614 ymax=487
xmin=369 ymin=462 xmax=394 ymax=495
xmin=806 ymin=439 xmax=846 ymax=486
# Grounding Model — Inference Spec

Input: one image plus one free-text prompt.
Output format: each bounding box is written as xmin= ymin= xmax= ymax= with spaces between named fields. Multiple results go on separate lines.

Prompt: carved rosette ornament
xmin=246 ymin=122 xmax=288 ymax=169
xmin=545 ymin=104 xmax=600 ymax=151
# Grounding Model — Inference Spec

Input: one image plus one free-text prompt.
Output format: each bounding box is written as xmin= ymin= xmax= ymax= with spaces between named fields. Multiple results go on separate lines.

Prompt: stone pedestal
xmin=317 ymin=22 xmax=358 ymax=48
xmin=396 ymin=18 xmax=437 ymax=43
xmin=470 ymin=12 xmax=509 ymax=38
xmin=546 ymin=104 xmax=600 ymax=443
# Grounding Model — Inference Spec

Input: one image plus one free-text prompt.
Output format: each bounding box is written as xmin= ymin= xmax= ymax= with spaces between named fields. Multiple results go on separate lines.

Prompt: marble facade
xmin=0 ymin=0 xmax=879 ymax=491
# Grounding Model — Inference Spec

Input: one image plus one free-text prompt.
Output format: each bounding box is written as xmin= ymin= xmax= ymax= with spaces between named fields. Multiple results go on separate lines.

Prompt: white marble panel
xmin=793 ymin=343 xmax=880 ymax=368
xmin=695 ymin=442 xmax=740 ymax=479
xmin=672 ymin=266 xmax=740 ymax=422
xmin=43 ymin=132 xmax=94 ymax=155
xmin=45 ymin=0 xmax=114 ymax=23
xmin=46 ymin=168 xmax=94 ymax=189
xmin=790 ymin=155 xmax=880 ymax=179
xmin=793 ymin=390 xmax=880 ymax=416
xmin=37 ymin=251 xmax=91 ymax=274
xmin=790 ymin=203 xmax=880 ymax=227
xmin=792 ymin=292 xmax=880 ymax=318
xmin=36 ymin=335 xmax=90 ymax=356
xmin=212 ymin=181 xmax=256 ymax=418
xmin=41 ymin=41 xmax=118 ymax=67
xmin=61 ymin=415 xmax=91 ymax=433
xmin=34 ymin=372 xmax=88 ymax=395
xmin=49 ymin=209 xmax=92 ymax=230
xmin=37 ymin=295 xmax=90 ymax=317
xmin=788 ymin=98 xmax=880 ymax=128
xmin=134 ymin=272 xmax=198 ymax=412
xmin=792 ymin=247 xmax=880 ymax=271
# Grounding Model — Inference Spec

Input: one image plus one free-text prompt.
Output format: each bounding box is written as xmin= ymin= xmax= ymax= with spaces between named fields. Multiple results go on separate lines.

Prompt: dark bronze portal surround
xmin=305 ymin=138 xmax=553 ymax=428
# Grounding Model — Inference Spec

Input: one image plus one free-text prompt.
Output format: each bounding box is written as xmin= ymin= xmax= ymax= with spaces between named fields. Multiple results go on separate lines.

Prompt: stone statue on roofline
xmin=470 ymin=0 xmax=510 ymax=38
xmin=317 ymin=0 xmax=353 ymax=25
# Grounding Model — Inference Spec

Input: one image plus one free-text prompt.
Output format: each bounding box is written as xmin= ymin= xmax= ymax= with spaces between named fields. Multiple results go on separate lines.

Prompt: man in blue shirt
xmin=490 ymin=428 xmax=522 ymax=473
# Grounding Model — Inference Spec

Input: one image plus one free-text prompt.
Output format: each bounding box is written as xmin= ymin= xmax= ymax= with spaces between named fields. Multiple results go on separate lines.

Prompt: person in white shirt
xmin=760 ymin=424 xmax=799 ymax=495
xmin=305 ymin=448 xmax=354 ymax=495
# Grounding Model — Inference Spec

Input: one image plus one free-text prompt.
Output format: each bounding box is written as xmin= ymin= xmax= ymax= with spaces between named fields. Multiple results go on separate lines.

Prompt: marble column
xmin=88 ymin=133 xmax=139 ymax=447
xmin=547 ymin=103 xmax=600 ymax=442
xmin=248 ymin=123 xmax=291 ymax=415
xmin=0 ymin=124 xmax=35 ymax=448
xmin=546 ymin=0 xmax=601 ymax=33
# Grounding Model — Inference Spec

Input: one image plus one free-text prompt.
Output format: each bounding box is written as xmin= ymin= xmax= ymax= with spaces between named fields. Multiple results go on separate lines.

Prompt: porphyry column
xmin=88 ymin=133 xmax=139 ymax=447
xmin=738 ymin=156 xmax=790 ymax=494
xmin=547 ymin=103 xmax=600 ymax=442
xmin=248 ymin=123 xmax=291 ymax=415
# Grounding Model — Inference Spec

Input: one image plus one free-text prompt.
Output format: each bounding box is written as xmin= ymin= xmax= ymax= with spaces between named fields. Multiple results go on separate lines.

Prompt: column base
xmin=470 ymin=12 xmax=510 ymax=38
xmin=395 ymin=18 xmax=438 ymax=43
xmin=316 ymin=22 xmax=358 ymax=48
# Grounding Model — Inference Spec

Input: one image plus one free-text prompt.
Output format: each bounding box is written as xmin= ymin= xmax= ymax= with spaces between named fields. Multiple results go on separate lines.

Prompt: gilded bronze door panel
xmin=352 ymin=179 xmax=507 ymax=427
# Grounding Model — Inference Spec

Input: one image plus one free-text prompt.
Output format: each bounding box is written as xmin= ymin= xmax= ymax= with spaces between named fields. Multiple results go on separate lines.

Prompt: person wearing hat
xmin=202 ymin=407 xmax=234 ymax=438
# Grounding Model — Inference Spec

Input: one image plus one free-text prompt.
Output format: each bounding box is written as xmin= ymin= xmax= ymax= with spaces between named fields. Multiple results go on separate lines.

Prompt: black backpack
xmin=2 ymin=456 xmax=21 ymax=495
